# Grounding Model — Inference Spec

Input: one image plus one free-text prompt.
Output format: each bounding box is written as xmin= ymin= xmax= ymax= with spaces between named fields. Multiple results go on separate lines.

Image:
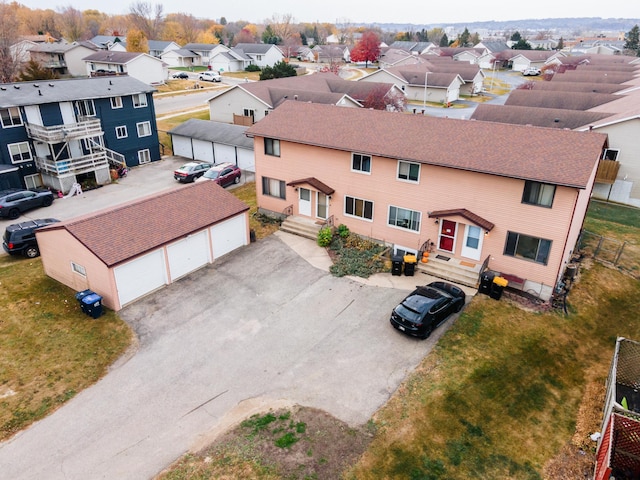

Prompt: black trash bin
xmin=490 ymin=276 xmax=508 ymax=300
xmin=391 ymin=255 xmax=403 ymax=276
xmin=403 ymin=254 xmax=417 ymax=276
xmin=479 ymin=271 xmax=496 ymax=295
xmin=81 ymin=292 xmax=103 ymax=319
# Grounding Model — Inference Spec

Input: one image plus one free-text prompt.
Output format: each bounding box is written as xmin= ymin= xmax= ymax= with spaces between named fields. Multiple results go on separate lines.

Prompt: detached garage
xmin=169 ymin=119 xmax=255 ymax=172
xmin=36 ymin=181 xmax=250 ymax=311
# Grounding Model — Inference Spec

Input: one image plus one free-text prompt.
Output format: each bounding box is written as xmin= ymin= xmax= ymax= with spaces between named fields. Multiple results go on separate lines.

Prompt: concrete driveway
xmin=0 ymin=231 xmax=466 ymax=479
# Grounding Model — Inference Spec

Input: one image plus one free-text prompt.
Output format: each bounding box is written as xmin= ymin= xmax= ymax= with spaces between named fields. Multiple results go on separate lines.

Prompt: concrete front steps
xmin=280 ymin=215 xmax=322 ymax=241
xmin=415 ymin=254 xmax=481 ymax=289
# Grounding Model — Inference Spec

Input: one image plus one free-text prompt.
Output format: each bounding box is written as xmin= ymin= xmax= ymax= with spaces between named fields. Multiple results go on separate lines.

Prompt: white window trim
xmin=1 ymin=107 xmax=23 ymax=128
xmin=71 ymin=262 xmax=86 ymax=277
xmin=138 ymin=149 xmax=151 ymax=164
xmin=115 ymin=125 xmax=128 ymax=139
xmin=351 ymin=153 xmax=372 ymax=175
xmin=110 ymin=96 xmax=123 ymax=109
xmin=133 ymin=93 xmax=148 ymax=108
xmin=344 ymin=195 xmax=374 ymax=222
xmin=603 ymin=148 xmax=619 ymax=161
xmin=136 ymin=121 xmax=151 ymax=137
xmin=397 ymin=160 xmax=420 ymax=183
xmin=8 ymin=141 xmax=33 ymax=164
xmin=387 ymin=205 xmax=422 ymax=233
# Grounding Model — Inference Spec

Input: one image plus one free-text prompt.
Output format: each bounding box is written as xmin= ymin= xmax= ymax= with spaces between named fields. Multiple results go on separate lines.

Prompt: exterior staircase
xmin=415 ymin=254 xmax=481 ymax=289
xmin=280 ymin=216 xmax=322 ymax=240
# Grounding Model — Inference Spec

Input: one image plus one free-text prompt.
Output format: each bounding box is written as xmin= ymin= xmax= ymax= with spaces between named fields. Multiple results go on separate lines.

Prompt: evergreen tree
xmin=458 ymin=27 xmax=470 ymax=47
xmin=557 ymin=37 xmax=564 ymax=50
xmin=439 ymin=33 xmax=449 ymax=47
xmin=625 ymin=25 xmax=640 ymax=55
xmin=510 ymin=31 xmax=522 ymax=42
xmin=259 ymin=60 xmax=296 ymax=80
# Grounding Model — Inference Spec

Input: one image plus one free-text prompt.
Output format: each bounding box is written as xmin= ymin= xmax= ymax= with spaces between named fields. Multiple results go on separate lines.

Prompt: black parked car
xmin=172 ymin=72 xmax=189 ymax=79
xmin=3 ymin=218 xmax=60 ymax=258
xmin=0 ymin=188 xmax=55 ymax=219
xmin=390 ymin=281 xmax=466 ymax=339
xmin=173 ymin=162 xmax=213 ymax=183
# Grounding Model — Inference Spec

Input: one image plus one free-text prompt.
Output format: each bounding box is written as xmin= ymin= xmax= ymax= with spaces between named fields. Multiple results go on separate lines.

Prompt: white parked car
xmin=198 ymin=71 xmax=222 ymax=82
xmin=522 ymin=67 xmax=541 ymax=76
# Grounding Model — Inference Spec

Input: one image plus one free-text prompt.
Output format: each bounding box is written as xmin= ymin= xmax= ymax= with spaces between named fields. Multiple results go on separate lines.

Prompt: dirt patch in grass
xmin=158 ymin=405 xmax=374 ymax=480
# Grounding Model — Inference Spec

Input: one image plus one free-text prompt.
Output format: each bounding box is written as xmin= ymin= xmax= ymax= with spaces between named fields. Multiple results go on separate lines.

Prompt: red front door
xmin=439 ymin=220 xmax=457 ymax=252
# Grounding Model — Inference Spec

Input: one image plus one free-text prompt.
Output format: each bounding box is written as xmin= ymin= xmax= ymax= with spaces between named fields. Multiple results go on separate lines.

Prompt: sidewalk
xmin=274 ymin=230 xmax=478 ymax=296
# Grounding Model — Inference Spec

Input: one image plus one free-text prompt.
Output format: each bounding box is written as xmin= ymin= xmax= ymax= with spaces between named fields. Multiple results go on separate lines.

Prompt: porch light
xmin=434 ymin=219 xmax=439 ymax=224
xmin=485 ymin=230 xmax=489 ymax=236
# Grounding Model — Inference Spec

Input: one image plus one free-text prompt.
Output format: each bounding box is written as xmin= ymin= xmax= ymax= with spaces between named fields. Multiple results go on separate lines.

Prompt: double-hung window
xmin=136 ymin=121 xmax=151 ymax=137
xmin=504 ymin=232 xmax=552 ymax=265
xmin=262 ymin=176 xmax=286 ymax=199
xmin=133 ymin=93 xmax=148 ymax=108
xmin=522 ymin=181 xmax=555 ymax=208
xmin=115 ymin=126 xmax=128 ymax=139
xmin=8 ymin=142 xmax=32 ymax=163
xmin=352 ymin=153 xmax=371 ymax=173
xmin=264 ymin=138 xmax=280 ymax=157
xmin=345 ymin=196 xmax=373 ymax=220
xmin=110 ymin=96 xmax=123 ymax=109
xmin=398 ymin=161 xmax=420 ymax=182
xmin=0 ymin=107 xmax=22 ymax=127
xmin=388 ymin=206 xmax=421 ymax=232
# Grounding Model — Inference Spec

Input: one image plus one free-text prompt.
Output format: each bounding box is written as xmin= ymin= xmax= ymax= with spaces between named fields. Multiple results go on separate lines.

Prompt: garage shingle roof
xmin=246 ymin=101 xmax=608 ymax=189
xmin=42 ymin=181 xmax=249 ymax=267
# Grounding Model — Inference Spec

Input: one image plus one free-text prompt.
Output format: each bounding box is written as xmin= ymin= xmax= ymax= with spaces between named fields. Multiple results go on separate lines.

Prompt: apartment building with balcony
xmin=0 ymin=76 xmax=161 ymax=193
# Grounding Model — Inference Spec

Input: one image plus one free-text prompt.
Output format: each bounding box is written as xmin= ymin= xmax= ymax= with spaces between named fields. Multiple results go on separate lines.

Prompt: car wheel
xmin=42 ymin=196 xmax=53 ymax=207
xmin=8 ymin=208 xmax=20 ymax=220
xmin=24 ymin=246 xmax=39 ymax=258
xmin=454 ymin=301 xmax=464 ymax=313
xmin=234 ymin=176 xmax=240 ymax=184
xmin=422 ymin=325 xmax=434 ymax=339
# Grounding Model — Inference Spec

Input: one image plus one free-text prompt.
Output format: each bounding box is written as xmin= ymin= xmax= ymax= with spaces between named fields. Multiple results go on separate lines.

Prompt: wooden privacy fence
xmin=579 ymin=230 xmax=640 ymax=279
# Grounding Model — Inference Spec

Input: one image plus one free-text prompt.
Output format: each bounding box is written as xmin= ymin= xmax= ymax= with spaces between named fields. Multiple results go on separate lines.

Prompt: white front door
xmin=298 ymin=188 xmax=311 ymax=216
xmin=461 ymin=224 xmax=483 ymax=261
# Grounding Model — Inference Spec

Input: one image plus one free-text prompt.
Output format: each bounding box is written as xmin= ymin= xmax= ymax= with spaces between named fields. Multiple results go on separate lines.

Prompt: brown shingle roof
xmin=246 ymin=101 xmax=607 ymax=189
xmin=532 ymin=81 xmax=628 ymax=94
xmin=236 ymin=72 xmax=394 ymax=107
xmin=287 ymin=177 xmax=335 ymax=195
xmin=41 ymin=182 xmax=248 ymax=267
xmin=428 ymin=209 xmax=494 ymax=232
xmin=551 ymin=71 xmax=636 ymax=84
xmin=505 ymin=89 xmax=618 ymax=110
xmin=471 ymin=104 xmax=612 ymax=129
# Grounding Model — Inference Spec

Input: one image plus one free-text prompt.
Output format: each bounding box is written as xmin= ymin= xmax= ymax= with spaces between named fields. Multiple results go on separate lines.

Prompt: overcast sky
xmin=18 ymin=0 xmax=640 ymax=25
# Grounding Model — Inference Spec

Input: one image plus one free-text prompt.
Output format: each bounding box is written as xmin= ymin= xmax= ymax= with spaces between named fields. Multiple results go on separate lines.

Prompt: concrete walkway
xmin=275 ymin=230 xmax=478 ymax=297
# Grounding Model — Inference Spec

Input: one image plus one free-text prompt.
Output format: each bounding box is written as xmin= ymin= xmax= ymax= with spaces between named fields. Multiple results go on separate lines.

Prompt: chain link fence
xmin=578 ymin=230 xmax=640 ymax=279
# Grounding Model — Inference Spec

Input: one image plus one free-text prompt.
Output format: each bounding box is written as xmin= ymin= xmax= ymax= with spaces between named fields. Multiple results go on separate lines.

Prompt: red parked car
xmin=196 ymin=163 xmax=241 ymax=187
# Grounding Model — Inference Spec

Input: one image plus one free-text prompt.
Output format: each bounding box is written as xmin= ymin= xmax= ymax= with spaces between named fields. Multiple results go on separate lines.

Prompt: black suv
xmin=0 ymin=188 xmax=55 ymax=219
xmin=3 ymin=218 xmax=60 ymax=258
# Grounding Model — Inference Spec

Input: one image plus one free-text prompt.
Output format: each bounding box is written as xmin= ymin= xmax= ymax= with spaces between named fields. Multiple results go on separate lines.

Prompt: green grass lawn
xmin=0 ymin=257 xmax=132 ymax=440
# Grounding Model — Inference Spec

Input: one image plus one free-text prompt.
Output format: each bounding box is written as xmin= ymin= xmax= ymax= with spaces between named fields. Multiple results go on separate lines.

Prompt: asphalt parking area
xmin=0 ymin=234 xmax=462 ymax=479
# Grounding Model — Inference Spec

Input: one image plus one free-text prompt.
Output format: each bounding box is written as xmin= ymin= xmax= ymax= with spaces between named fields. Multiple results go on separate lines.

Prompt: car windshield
xmin=203 ymin=169 xmax=221 ymax=179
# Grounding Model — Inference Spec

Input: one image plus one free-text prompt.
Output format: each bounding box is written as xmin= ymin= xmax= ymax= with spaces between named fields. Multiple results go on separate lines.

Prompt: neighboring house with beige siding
xmin=246 ymin=101 xmax=608 ymax=300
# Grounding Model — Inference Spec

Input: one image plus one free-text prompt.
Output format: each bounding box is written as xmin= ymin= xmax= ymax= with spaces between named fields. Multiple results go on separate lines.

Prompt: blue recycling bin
xmin=77 ymin=291 xmax=103 ymax=318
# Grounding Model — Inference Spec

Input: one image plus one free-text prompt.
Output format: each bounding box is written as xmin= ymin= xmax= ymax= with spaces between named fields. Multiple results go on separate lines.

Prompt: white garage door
xmin=167 ymin=230 xmax=210 ymax=280
xmin=114 ymin=249 xmax=167 ymax=307
xmin=237 ymin=148 xmax=255 ymax=172
xmin=172 ymin=136 xmax=193 ymax=159
xmin=213 ymin=143 xmax=236 ymax=164
xmin=192 ymin=139 xmax=214 ymax=163
xmin=211 ymin=214 xmax=247 ymax=258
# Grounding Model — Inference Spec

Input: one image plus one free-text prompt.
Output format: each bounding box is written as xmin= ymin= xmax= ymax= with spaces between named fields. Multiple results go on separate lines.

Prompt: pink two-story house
xmin=246 ymin=102 xmax=608 ymax=300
